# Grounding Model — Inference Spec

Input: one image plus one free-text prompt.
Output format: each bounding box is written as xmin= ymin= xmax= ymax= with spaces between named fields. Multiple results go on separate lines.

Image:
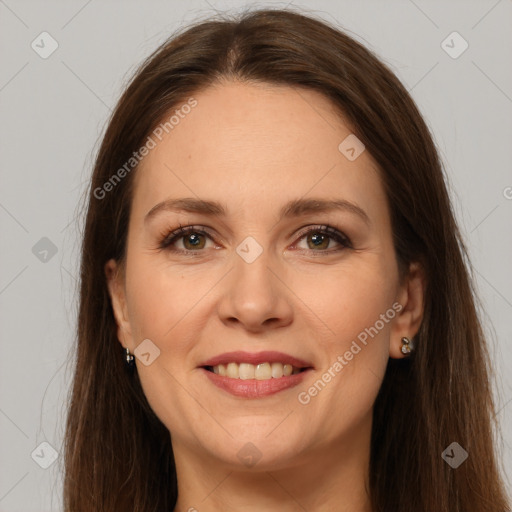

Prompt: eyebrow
xmin=144 ymin=197 xmax=371 ymax=226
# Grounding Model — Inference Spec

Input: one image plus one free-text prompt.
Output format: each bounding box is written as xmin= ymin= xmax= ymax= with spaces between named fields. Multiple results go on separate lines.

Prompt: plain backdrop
xmin=0 ymin=0 xmax=511 ymax=510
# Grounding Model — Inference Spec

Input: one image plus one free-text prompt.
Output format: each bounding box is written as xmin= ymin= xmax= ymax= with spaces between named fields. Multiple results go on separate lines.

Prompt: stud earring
xmin=125 ymin=347 xmax=135 ymax=368
xmin=401 ymin=336 xmax=415 ymax=355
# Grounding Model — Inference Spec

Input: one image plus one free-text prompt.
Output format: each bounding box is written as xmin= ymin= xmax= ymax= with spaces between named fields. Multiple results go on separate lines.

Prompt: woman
xmin=63 ymin=8 xmax=510 ymax=512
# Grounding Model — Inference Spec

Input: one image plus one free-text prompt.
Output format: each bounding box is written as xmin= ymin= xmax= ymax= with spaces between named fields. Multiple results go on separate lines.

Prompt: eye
xmin=158 ymin=224 xmax=215 ymax=252
xmin=293 ymin=224 xmax=352 ymax=253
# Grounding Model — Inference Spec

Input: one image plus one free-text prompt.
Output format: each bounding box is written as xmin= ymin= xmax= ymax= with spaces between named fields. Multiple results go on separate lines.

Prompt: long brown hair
xmin=64 ymin=7 xmax=510 ymax=511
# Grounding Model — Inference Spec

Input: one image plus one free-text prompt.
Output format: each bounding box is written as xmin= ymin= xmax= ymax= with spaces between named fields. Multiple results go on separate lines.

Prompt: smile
xmin=199 ymin=350 xmax=314 ymax=397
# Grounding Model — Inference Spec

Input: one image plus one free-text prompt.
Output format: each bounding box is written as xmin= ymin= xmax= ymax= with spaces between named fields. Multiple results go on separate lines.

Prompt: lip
xmin=200 ymin=367 xmax=313 ymax=398
xmin=198 ymin=350 xmax=314 ymax=369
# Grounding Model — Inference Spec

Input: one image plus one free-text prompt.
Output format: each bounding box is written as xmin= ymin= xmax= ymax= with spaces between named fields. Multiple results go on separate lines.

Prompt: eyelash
xmin=157 ymin=223 xmax=352 ymax=255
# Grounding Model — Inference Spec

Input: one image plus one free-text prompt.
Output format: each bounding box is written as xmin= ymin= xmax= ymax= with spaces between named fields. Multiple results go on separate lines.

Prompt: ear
xmin=104 ymin=259 xmax=133 ymax=350
xmin=389 ymin=261 xmax=426 ymax=359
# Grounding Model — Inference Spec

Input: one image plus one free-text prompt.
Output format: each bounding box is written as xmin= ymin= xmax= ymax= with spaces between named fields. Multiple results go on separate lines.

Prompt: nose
xmin=216 ymin=246 xmax=294 ymax=333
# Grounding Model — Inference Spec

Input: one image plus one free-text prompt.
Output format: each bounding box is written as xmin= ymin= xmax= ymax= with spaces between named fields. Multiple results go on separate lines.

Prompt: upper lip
xmin=199 ymin=351 xmax=314 ymax=369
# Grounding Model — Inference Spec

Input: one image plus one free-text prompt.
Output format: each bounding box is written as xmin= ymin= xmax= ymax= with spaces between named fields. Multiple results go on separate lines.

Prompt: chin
xmin=199 ymin=427 xmax=308 ymax=471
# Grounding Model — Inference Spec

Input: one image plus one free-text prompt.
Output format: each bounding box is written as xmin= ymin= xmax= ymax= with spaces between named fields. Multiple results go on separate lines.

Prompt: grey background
xmin=0 ymin=0 xmax=511 ymax=510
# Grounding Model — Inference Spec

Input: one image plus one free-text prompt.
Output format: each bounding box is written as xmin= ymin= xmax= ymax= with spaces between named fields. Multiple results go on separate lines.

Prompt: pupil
xmin=188 ymin=234 xmax=201 ymax=246
xmin=311 ymin=233 xmax=325 ymax=247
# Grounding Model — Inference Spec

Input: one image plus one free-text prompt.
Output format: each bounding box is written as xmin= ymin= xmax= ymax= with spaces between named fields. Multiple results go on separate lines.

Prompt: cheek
xmin=292 ymin=265 xmax=396 ymax=438
xmin=295 ymin=257 xmax=398 ymax=343
xmin=294 ymin=257 xmax=396 ymax=410
xmin=124 ymin=254 xmax=205 ymax=338
xmin=124 ymin=258 xmax=206 ymax=435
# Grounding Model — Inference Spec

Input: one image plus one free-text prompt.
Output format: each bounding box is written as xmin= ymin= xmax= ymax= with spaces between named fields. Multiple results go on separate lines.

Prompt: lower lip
xmin=200 ymin=368 xmax=311 ymax=398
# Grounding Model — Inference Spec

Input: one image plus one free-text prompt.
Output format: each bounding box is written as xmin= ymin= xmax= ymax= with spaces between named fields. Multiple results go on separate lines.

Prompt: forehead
xmin=131 ymin=81 xmax=386 ymax=222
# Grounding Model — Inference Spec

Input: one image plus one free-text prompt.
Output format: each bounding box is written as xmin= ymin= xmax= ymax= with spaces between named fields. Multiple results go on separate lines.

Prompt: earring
xmin=125 ymin=347 xmax=135 ymax=368
xmin=401 ymin=336 xmax=415 ymax=355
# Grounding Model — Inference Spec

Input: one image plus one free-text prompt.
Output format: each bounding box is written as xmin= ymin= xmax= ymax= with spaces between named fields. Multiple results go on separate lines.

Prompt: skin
xmin=105 ymin=80 xmax=426 ymax=512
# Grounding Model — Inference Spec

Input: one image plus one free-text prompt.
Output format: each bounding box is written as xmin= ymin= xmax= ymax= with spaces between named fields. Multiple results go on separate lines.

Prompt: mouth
xmin=198 ymin=351 xmax=314 ymax=398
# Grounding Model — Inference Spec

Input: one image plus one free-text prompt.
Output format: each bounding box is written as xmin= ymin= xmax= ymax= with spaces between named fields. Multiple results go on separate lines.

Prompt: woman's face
xmin=106 ymin=81 xmax=423 ymax=472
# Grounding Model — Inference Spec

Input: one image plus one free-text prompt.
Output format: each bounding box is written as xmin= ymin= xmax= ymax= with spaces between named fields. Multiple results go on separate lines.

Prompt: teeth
xmin=226 ymin=362 xmax=239 ymax=378
xmin=255 ymin=362 xmax=271 ymax=380
xmin=239 ymin=363 xmax=255 ymax=380
xmin=210 ymin=362 xmax=302 ymax=380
